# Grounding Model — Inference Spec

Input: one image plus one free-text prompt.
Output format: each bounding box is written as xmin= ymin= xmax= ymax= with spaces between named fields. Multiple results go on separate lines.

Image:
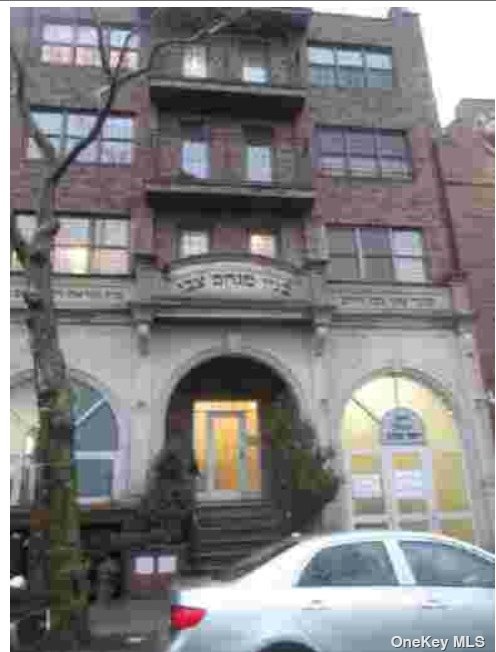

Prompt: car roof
xmin=290 ymin=529 xmax=494 ymax=557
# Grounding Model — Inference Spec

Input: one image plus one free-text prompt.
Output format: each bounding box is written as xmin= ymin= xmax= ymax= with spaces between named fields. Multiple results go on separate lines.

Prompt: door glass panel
xmin=211 ymin=414 xmax=239 ymax=491
xmin=433 ymin=451 xmax=469 ymax=511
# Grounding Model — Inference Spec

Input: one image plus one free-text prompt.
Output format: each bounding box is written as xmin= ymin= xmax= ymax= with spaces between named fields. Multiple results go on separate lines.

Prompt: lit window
xmin=309 ymin=45 xmax=393 ymax=89
xmin=181 ymin=124 xmax=210 ymax=179
xmin=315 ymin=127 xmax=411 ymax=179
xmin=179 ymin=230 xmax=209 ymax=258
xmin=341 ymin=374 xmax=473 ymax=542
xmin=183 ymin=45 xmax=207 ymax=78
xmin=327 ymin=227 xmax=427 ymax=283
xmin=11 ymin=214 xmax=129 ymax=275
xmin=28 ymin=109 xmax=134 ymax=165
xmin=249 ymin=231 xmax=276 ymax=258
xmin=41 ymin=22 xmax=140 ymax=69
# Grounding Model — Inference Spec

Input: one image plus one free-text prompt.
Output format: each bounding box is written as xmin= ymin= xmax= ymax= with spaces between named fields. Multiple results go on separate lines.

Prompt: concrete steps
xmin=191 ymin=500 xmax=284 ymax=575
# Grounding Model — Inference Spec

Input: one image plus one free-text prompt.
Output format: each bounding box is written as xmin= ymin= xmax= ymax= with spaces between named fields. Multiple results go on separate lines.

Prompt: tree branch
xmin=10 ymin=46 xmax=58 ymax=165
xmin=91 ymin=8 xmax=111 ymax=79
xmin=10 ymin=211 xmax=29 ymax=267
xmin=114 ymin=9 xmax=247 ymax=90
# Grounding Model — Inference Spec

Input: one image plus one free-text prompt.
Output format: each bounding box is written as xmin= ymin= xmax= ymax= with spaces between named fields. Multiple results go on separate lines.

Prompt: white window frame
xmin=178 ymin=230 xmax=210 ymax=258
xmin=183 ymin=44 xmax=207 ymax=78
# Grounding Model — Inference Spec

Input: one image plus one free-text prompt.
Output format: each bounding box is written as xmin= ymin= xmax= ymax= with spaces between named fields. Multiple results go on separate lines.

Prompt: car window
xmin=399 ymin=541 xmax=495 ymax=588
xmin=297 ymin=541 xmax=398 ymax=587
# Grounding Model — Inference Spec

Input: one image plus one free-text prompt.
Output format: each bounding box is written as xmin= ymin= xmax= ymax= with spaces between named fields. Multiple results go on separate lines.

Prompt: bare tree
xmin=10 ymin=8 xmax=245 ymax=648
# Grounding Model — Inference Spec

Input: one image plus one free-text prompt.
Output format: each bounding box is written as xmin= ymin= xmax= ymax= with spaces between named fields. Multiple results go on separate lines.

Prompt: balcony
xmin=148 ymin=40 xmax=307 ymax=117
xmin=146 ymin=132 xmax=315 ymax=212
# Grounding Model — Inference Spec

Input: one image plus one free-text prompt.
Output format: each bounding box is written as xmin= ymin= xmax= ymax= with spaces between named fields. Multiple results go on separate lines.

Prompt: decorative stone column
xmin=456 ymin=317 xmax=495 ymax=549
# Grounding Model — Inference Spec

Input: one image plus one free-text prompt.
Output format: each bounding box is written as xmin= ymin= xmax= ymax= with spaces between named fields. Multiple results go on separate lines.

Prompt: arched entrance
xmin=165 ymin=355 xmax=297 ymax=502
xmin=340 ymin=372 xmax=474 ymax=542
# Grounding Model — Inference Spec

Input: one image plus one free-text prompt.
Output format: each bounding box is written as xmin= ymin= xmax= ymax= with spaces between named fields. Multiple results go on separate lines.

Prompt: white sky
xmin=307 ymin=2 xmax=496 ymax=127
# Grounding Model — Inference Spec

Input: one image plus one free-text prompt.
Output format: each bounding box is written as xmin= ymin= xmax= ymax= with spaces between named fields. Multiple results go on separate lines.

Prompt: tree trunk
xmin=25 ymin=182 xmax=89 ymax=648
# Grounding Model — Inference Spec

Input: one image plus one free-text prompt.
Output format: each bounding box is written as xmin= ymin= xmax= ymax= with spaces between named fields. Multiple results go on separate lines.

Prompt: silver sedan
xmin=170 ymin=530 xmax=494 ymax=652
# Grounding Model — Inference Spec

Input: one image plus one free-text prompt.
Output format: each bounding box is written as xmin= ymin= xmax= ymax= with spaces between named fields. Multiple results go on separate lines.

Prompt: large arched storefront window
xmin=341 ymin=373 xmax=474 ymax=542
xmin=11 ymin=376 xmax=118 ymax=502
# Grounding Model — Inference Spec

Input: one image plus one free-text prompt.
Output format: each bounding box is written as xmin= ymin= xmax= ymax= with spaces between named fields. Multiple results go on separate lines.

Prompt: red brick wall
xmin=439 ymin=127 xmax=495 ymax=393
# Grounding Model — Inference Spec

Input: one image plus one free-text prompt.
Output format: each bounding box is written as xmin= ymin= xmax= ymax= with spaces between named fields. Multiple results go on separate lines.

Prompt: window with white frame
xmin=10 ymin=378 xmax=119 ymax=501
xmin=181 ymin=123 xmax=210 ymax=179
xmin=178 ymin=230 xmax=209 ymax=258
xmin=11 ymin=214 xmax=130 ymax=275
xmin=183 ymin=44 xmax=207 ymax=78
xmin=309 ymin=45 xmax=393 ymax=89
xmin=28 ymin=109 xmax=134 ymax=165
xmin=327 ymin=227 xmax=427 ymax=283
xmin=242 ymin=49 xmax=269 ymax=84
xmin=249 ymin=230 xmax=277 ymax=258
xmin=315 ymin=127 xmax=411 ymax=179
xmin=41 ymin=23 xmax=139 ymax=69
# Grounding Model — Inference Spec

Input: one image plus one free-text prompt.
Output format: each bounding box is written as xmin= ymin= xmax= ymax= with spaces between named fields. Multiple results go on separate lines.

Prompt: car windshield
xmin=216 ymin=536 xmax=302 ymax=581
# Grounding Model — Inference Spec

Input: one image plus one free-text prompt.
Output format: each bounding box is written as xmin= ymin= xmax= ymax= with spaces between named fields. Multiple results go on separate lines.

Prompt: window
xmin=11 ymin=378 xmax=119 ymax=501
xmin=327 ymin=227 xmax=427 ymax=282
xmin=181 ymin=123 xmax=210 ymax=179
xmin=399 ymin=541 xmax=494 ymax=588
xmin=315 ymin=127 xmax=411 ymax=179
xmin=178 ymin=230 xmax=209 ymax=258
xmin=28 ymin=110 xmax=134 ymax=165
xmin=298 ymin=542 xmax=398 ymax=587
xmin=11 ymin=214 xmax=129 ymax=275
xmin=41 ymin=23 xmax=139 ymax=69
xmin=183 ymin=45 xmax=207 ymax=78
xmin=245 ymin=128 xmax=272 ymax=183
xmin=242 ymin=50 xmax=269 ymax=84
xmin=249 ymin=230 xmax=277 ymax=258
xmin=309 ymin=45 xmax=393 ymax=89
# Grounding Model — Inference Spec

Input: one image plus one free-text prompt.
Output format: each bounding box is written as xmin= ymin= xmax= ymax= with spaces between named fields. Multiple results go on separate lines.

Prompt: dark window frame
xmin=315 ymin=126 xmax=412 ymax=180
xmin=308 ymin=43 xmax=394 ymax=90
xmin=11 ymin=212 xmax=130 ymax=276
xmin=180 ymin=121 xmax=211 ymax=179
xmin=327 ymin=226 xmax=429 ymax=283
xmin=39 ymin=20 xmax=140 ymax=69
xmin=27 ymin=108 xmax=134 ymax=166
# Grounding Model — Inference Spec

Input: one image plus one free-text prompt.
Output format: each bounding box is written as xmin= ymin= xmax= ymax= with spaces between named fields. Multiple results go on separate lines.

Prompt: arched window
xmin=10 ymin=376 xmax=118 ymax=502
xmin=340 ymin=373 xmax=474 ymax=543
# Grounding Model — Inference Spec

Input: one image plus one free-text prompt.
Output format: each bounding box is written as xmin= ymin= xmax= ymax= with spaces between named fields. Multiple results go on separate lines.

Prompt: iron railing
xmin=149 ymin=132 xmax=313 ymax=191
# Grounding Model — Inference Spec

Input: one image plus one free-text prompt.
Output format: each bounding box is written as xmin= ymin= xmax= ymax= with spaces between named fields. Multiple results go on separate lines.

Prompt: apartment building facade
xmin=10 ymin=7 xmax=495 ymax=568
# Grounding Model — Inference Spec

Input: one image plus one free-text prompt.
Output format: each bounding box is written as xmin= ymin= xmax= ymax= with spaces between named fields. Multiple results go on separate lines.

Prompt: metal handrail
xmin=149 ymin=131 xmax=312 ymax=190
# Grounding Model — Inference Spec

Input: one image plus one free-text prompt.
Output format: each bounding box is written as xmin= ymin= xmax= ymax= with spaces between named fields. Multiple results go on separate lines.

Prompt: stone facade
xmin=10 ymin=8 xmax=494 ymax=551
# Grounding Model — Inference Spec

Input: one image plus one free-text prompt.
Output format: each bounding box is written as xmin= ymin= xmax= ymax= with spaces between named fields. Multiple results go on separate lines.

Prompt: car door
xmin=294 ymin=539 xmax=420 ymax=652
xmin=394 ymin=538 xmax=495 ymax=652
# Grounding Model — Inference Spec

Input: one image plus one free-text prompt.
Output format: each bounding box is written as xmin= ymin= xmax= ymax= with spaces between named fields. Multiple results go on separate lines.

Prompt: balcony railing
xmin=149 ymin=40 xmax=305 ymax=90
xmin=11 ymin=454 xmax=38 ymax=507
xmin=149 ymin=132 xmax=313 ymax=193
